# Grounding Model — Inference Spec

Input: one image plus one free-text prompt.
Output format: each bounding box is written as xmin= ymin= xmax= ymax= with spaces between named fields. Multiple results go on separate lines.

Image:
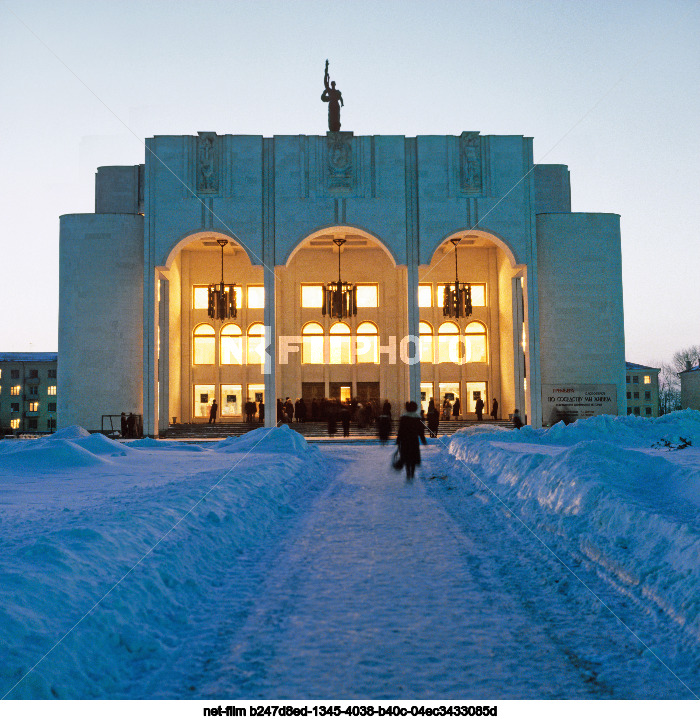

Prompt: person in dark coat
xmin=277 ymin=398 xmax=284 ymax=423
xmin=339 ymin=404 xmax=351 ymax=436
xmin=377 ymin=413 xmax=391 ymax=444
xmin=327 ymin=409 xmax=337 ymax=437
xmin=491 ymin=398 xmax=499 ymax=420
xmin=382 ymin=400 xmax=392 ymax=418
xmin=208 ymin=399 xmax=218 ymax=424
xmin=126 ymin=412 xmax=136 ymax=438
xmin=311 ymin=398 xmax=319 ymax=421
xmin=512 ymin=408 xmax=523 ymax=429
xmin=475 ymin=397 xmax=484 ymax=421
xmin=245 ymin=400 xmax=256 ymax=423
xmin=120 ymin=412 xmax=127 ymax=438
xmin=258 ymin=401 xmax=265 ymax=423
xmin=396 ymin=401 xmax=427 ymax=480
xmin=297 ymin=398 xmax=307 ymax=423
xmin=427 ymin=398 xmax=439 ymax=438
xmin=285 ymin=398 xmax=294 ymax=422
xmin=452 ymin=397 xmax=461 ymax=420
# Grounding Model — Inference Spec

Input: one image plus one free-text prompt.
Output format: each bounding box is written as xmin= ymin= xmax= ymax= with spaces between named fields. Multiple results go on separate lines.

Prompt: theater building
xmin=58 ymin=130 xmax=626 ymax=434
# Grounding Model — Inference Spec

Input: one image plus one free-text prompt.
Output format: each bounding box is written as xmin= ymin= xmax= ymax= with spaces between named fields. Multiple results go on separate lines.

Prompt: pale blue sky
xmin=1 ymin=0 xmax=697 ymax=365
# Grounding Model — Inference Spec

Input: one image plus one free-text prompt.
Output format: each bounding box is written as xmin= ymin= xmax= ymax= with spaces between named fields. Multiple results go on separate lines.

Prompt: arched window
xmin=356 ymin=321 xmax=379 ymax=363
xmin=419 ymin=321 xmax=433 ymax=363
xmin=302 ymin=322 xmax=324 ymax=364
xmin=193 ymin=323 xmax=215 ymax=365
xmin=220 ymin=324 xmax=242 ymax=365
xmin=247 ymin=323 xmax=266 ymax=365
xmin=465 ymin=322 xmax=487 ymax=363
xmin=329 ymin=322 xmax=351 ymax=364
xmin=438 ymin=321 xmax=461 ymax=364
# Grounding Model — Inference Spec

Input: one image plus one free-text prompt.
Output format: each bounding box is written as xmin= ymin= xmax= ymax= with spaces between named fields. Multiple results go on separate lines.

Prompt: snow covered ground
xmin=0 ymin=414 xmax=699 ymax=700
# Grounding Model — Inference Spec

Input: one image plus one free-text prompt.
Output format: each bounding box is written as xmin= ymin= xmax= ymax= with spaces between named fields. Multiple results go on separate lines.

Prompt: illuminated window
xmin=194 ymin=385 xmax=215 ymax=418
xmin=29 ymin=401 xmax=39 ymax=412
xmin=418 ymin=285 xmax=432 ymax=307
xmin=193 ymin=324 xmax=215 ymax=364
xmin=330 ymin=322 xmax=351 ymax=364
xmin=221 ymin=384 xmax=243 ymax=416
xmin=465 ymin=322 xmax=487 ymax=363
xmin=10 ymin=385 xmax=20 ymax=396
xmin=301 ymin=285 xmax=323 ymax=308
xmin=247 ymin=286 xmax=265 ymax=309
xmin=356 ymin=322 xmax=379 ymax=363
xmin=356 ymin=285 xmax=378 ymax=308
xmin=10 ymin=419 xmax=20 ymax=430
xmin=644 ymin=375 xmax=651 ymax=384
xmin=437 ymin=283 xmax=486 ymax=307
xmin=247 ymin=323 xmax=266 ymax=365
xmin=438 ymin=322 xmax=461 ymax=363
xmin=48 ymin=386 xmax=57 ymax=395
xmin=419 ymin=321 xmax=434 ymax=363
xmin=220 ymin=324 xmax=243 ymax=365
xmin=302 ymin=322 xmax=324 ymax=364
xmin=194 ymin=285 xmax=242 ymax=310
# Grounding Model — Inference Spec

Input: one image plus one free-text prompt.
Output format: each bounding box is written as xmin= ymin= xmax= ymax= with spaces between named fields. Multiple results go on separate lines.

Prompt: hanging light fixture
xmin=443 ymin=238 xmax=473 ymax=318
xmin=208 ymin=239 xmax=237 ymax=320
xmin=322 ymin=239 xmax=357 ymax=319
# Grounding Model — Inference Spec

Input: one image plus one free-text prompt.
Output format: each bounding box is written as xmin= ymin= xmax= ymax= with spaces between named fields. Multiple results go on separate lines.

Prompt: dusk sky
xmin=0 ymin=0 xmax=697 ymax=367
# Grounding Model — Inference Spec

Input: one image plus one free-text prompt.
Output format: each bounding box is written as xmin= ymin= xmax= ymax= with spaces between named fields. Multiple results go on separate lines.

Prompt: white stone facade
xmin=58 ymin=131 xmax=626 ymax=433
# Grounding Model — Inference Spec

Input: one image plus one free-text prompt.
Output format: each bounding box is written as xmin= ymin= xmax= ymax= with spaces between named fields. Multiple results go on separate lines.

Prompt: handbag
xmin=391 ymin=448 xmax=404 ymax=470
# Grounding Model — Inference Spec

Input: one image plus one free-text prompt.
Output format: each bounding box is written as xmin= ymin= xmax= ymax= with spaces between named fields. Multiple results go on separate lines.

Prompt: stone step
xmin=161 ymin=419 xmax=513 ymax=439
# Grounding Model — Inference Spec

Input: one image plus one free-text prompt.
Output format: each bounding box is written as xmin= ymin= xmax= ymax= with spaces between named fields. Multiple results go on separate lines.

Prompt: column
xmin=404 ymin=138 xmax=421 ymax=403
xmin=263 ymin=138 xmax=277 ymax=428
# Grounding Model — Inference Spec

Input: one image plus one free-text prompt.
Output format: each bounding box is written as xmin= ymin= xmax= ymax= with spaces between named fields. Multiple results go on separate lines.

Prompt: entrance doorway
xmin=302 ymin=382 xmax=324 ymax=403
xmin=420 ymin=382 xmax=434 ymax=415
xmin=356 ymin=381 xmax=380 ymax=408
xmin=466 ymin=382 xmax=488 ymax=416
xmin=329 ymin=382 xmax=352 ymax=403
xmin=221 ymin=384 xmax=243 ymax=418
xmin=438 ymin=382 xmax=461 ymax=420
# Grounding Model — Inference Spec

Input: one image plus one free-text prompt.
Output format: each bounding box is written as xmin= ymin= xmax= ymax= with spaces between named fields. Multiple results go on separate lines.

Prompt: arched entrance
xmin=158 ymin=231 xmax=265 ymax=426
xmin=417 ymin=230 xmax=526 ymax=422
xmin=280 ymin=226 xmax=405 ymax=416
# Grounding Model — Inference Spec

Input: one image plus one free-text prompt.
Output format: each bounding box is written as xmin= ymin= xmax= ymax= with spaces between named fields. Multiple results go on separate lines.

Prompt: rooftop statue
xmin=321 ymin=59 xmax=344 ymax=132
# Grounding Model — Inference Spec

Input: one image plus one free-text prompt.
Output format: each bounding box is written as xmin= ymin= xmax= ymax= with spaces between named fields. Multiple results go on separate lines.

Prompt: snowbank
xmin=213 ymin=424 xmax=314 ymax=456
xmin=441 ymin=411 xmax=700 ymax=644
xmin=0 ymin=433 xmax=330 ymax=699
xmin=127 ymin=437 xmax=207 ymax=451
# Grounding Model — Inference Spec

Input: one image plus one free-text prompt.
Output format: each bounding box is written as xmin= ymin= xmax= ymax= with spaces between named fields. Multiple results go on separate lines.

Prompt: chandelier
xmin=322 ymin=239 xmax=357 ymax=319
xmin=208 ymin=239 xmax=237 ymax=320
xmin=443 ymin=238 xmax=473 ymax=319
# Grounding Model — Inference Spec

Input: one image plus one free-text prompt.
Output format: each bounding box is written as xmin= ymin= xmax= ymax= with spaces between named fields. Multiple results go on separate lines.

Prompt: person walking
xmin=426 ymin=398 xmax=439 ymax=438
xmin=475 ymin=396 xmax=484 ymax=421
xmin=208 ymin=399 xmax=218 ymax=424
xmin=512 ymin=408 xmax=523 ymax=429
xmin=396 ymin=401 xmax=427 ymax=481
xmin=377 ymin=412 xmax=391 ymax=444
xmin=491 ymin=398 xmax=499 ymax=420
xmin=339 ymin=404 xmax=350 ymax=437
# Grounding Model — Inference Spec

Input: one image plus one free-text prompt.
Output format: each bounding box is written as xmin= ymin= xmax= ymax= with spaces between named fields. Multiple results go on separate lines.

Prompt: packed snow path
xmin=188 ymin=446 xmax=692 ymax=699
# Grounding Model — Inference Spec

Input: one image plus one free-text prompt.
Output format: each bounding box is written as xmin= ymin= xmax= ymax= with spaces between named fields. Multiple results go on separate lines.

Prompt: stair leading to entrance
xmin=161 ymin=419 xmax=514 ymax=440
